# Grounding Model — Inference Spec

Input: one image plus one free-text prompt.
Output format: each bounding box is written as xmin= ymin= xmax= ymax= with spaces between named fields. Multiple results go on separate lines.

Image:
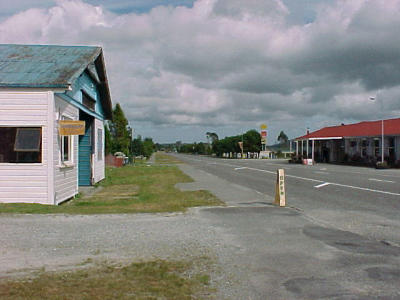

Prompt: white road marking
xmin=182 ymin=157 xmax=400 ymax=196
xmin=234 ymin=167 xmax=247 ymax=170
xmin=230 ymin=165 xmax=400 ymax=196
xmin=315 ymin=182 xmax=331 ymax=189
xmin=369 ymin=178 xmax=395 ymax=183
xmin=314 ymin=171 xmax=329 ymax=175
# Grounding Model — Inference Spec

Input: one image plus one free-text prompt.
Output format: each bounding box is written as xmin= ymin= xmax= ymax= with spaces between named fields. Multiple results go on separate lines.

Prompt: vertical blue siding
xmin=78 ymin=118 xmax=92 ymax=186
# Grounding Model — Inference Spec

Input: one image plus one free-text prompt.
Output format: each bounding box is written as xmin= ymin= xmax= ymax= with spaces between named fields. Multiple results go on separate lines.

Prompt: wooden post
xmin=274 ymin=169 xmax=286 ymax=207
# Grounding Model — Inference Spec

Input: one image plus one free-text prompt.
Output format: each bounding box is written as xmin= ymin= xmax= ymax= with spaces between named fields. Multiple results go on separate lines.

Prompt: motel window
xmin=0 ymin=127 xmax=42 ymax=163
xmin=97 ymin=128 xmax=103 ymax=160
xmin=60 ymin=117 xmax=73 ymax=164
xmin=361 ymin=139 xmax=368 ymax=156
xmin=374 ymin=139 xmax=380 ymax=157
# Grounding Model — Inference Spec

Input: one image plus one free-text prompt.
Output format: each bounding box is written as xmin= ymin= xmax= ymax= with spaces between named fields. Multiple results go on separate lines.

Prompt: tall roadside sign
xmin=260 ymin=124 xmax=267 ymax=151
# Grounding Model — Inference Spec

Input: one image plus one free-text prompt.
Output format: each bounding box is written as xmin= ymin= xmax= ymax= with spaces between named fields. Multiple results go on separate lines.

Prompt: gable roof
xmin=0 ymin=44 xmax=112 ymax=119
xmin=296 ymin=118 xmax=400 ymax=140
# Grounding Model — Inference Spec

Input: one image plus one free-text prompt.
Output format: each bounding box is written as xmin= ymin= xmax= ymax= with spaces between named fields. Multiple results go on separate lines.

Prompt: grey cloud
xmin=2 ymin=0 xmax=400 ymax=143
xmin=213 ymin=0 xmax=288 ymax=19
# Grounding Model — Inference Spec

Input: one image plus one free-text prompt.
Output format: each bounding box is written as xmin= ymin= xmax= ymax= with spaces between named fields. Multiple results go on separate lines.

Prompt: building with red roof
xmin=294 ymin=118 xmax=400 ymax=167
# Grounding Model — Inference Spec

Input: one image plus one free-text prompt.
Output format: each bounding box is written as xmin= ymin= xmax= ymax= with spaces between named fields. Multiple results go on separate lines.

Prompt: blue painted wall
xmin=65 ymin=71 xmax=105 ymax=119
xmin=78 ymin=117 xmax=92 ymax=186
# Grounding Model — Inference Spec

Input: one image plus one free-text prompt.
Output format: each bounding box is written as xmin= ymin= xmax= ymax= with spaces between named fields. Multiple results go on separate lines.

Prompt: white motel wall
xmin=0 ymin=90 xmax=106 ymax=205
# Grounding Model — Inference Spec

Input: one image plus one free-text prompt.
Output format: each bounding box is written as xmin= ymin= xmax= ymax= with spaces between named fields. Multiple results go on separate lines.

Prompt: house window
xmin=0 ymin=127 xmax=42 ymax=163
xmin=61 ymin=135 xmax=71 ymax=163
xmin=60 ymin=117 xmax=73 ymax=164
xmin=97 ymin=128 xmax=103 ymax=160
xmin=82 ymin=90 xmax=96 ymax=111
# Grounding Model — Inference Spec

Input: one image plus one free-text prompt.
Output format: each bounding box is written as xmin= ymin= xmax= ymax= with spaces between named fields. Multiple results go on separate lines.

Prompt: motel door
xmin=78 ymin=112 xmax=93 ymax=186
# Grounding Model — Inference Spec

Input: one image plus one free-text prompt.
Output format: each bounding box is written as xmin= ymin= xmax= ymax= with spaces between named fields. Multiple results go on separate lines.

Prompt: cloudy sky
xmin=1 ymin=0 xmax=400 ymax=144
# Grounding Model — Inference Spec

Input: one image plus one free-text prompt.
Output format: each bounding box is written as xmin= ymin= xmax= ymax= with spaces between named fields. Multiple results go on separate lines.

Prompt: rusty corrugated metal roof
xmin=0 ymin=44 xmax=101 ymax=88
xmin=0 ymin=44 xmax=112 ymax=119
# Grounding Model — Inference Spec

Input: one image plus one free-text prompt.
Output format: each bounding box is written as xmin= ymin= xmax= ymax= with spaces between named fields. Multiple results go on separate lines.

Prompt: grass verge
xmin=0 ymin=153 xmax=223 ymax=214
xmin=155 ymin=152 xmax=184 ymax=164
xmin=0 ymin=259 xmax=213 ymax=300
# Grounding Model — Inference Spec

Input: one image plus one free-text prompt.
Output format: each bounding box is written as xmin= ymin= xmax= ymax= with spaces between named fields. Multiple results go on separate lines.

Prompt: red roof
xmin=296 ymin=118 xmax=400 ymax=140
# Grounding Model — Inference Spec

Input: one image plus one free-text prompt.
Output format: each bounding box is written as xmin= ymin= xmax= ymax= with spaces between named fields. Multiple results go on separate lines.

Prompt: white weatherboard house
xmin=0 ymin=44 xmax=112 ymax=205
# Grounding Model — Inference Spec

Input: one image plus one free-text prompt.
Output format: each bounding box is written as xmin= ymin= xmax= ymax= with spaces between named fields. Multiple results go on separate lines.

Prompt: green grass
xmin=155 ymin=152 xmax=184 ymax=164
xmin=0 ymin=259 xmax=213 ymax=300
xmin=0 ymin=153 xmax=224 ymax=214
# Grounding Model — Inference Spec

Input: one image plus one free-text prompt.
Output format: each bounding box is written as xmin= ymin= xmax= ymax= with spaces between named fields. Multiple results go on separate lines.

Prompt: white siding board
xmin=0 ymin=115 xmax=49 ymax=121
xmin=0 ymin=180 xmax=47 ymax=187
xmin=0 ymin=110 xmax=48 ymax=116
xmin=1 ymin=198 xmax=48 ymax=203
xmin=0 ymin=176 xmax=47 ymax=181
xmin=1 ymin=169 xmax=48 ymax=176
xmin=0 ymin=91 xmax=50 ymax=204
xmin=92 ymin=118 xmax=105 ymax=183
xmin=0 ymin=121 xmax=49 ymax=126
xmin=53 ymin=95 xmax=79 ymax=205
xmin=0 ymin=105 xmax=48 ymax=110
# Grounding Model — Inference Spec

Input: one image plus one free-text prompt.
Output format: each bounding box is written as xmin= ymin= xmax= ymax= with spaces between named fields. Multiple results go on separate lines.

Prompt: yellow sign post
xmin=58 ymin=120 xmax=85 ymax=135
xmin=274 ymin=169 xmax=286 ymax=207
xmin=260 ymin=124 xmax=267 ymax=130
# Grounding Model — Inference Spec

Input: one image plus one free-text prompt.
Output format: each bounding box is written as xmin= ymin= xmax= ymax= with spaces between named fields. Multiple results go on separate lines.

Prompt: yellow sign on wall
xmin=58 ymin=120 xmax=85 ymax=135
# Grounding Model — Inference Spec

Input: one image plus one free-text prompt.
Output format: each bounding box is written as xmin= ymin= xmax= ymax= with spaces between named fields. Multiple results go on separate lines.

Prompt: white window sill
xmin=58 ymin=162 xmax=75 ymax=169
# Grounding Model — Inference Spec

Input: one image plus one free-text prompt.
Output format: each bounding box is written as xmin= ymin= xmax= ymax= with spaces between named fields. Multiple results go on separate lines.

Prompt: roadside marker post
xmin=274 ymin=169 xmax=286 ymax=207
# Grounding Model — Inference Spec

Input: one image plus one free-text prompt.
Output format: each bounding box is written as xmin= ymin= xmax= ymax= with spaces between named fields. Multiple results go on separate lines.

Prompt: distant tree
xmin=277 ymin=131 xmax=289 ymax=144
xmin=211 ymin=130 xmax=260 ymax=156
xmin=243 ymin=130 xmax=261 ymax=152
xmin=206 ymin=132 xmax=219 ymax=144
xmin=175 ymin=141 xmax=182 ymax=152
xmin=109 ymin=103 xmax=130 ymax=155
xmin=142 ymin=137 xmax=155 ymax=158
xmin=131 ymin=135 xmax=144 ymax=156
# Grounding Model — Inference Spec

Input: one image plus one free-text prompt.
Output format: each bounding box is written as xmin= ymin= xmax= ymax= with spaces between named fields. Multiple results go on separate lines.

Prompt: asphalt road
xmin=172 ymin=155 xmax=400 ymax=299
xmin=173 ymin=153 xmax=400 ymax=246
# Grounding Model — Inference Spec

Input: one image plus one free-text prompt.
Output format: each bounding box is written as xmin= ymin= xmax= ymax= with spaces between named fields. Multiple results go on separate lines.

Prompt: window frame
xmin=59 ymin=116 xmax=74 ymax=166
xmin=0 ymin=126 xmax=43 ymax=164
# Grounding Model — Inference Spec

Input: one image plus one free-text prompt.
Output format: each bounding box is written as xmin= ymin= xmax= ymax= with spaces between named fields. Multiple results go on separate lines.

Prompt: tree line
xmin=105 ymin=103 xmax=154 ymax=158
xmin=178 ymin=129 xmax=262 ymax=156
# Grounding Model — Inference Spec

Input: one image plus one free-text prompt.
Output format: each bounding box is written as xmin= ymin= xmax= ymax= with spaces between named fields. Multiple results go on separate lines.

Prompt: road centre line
xmin=234 ymin=167 xmax=247 ymax=170
xmin=315 ymin=182 xmax=331 ymax=188
xmin=369 ymin=178 xmax=395 ymax=183
xmin=183 ymin=157 xmax=400 ymax=196
xmin=215 ymin=161 xmax=400 ymax=196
